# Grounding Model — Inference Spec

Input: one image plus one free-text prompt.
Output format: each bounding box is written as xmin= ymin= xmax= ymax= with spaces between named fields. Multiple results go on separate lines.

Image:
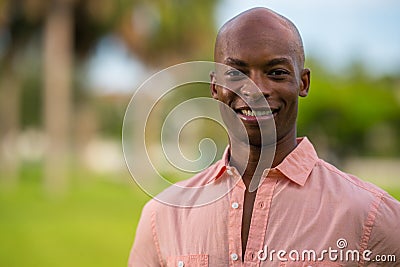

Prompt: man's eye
xmin=225 ymin=69 xmax=246 ymax=80
xmin=269 ymin=69 xmax=289 ymax=76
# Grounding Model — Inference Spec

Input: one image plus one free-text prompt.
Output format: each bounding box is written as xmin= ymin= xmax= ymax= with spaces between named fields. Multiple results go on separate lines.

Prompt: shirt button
xmin=231 ymin=253 xmax=239 ymax=261
xmin=177 ymin=260 xmax=184 ymax=267
xmin=231 ymin=202 xmax=239 ymax=209
xmin=226 ymin=168 xmax=233 ymax=176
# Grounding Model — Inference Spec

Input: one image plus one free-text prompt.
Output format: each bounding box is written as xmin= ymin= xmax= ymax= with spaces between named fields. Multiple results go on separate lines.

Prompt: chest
xmin=157 ymin=181 xmax=366 ymax=266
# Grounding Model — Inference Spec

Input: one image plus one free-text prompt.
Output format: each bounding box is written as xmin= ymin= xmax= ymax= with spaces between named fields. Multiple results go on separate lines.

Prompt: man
xmin=129 ymin=8 xmax=400 ymax=266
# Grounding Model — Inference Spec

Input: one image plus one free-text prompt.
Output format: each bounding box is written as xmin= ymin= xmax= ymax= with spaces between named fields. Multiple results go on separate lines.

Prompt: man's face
xmin=211 ymin=16 xmax=310 ymax=146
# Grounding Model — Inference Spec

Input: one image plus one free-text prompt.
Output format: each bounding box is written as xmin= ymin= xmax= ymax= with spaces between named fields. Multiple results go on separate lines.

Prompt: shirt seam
xmin=151 ymin=210 xmax=164 ymax=267
xmin=357 ymin=194 xmax=384 ymax=267
xmin=315 ymin=159 xmax=384 ymax=196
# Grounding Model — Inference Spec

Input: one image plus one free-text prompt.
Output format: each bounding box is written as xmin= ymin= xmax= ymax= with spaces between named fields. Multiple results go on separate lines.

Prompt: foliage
xmin=118 ymin=0 xmax=219 ymax=66
xmin=298 ymin=59 xmax=400 ymax=161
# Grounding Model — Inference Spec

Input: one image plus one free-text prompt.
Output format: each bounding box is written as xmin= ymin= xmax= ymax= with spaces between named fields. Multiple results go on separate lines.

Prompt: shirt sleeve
xmin=366 ymin=193 xmax=400 ymax=266
xmin=128 ymin=202 xmax=162 ymax=267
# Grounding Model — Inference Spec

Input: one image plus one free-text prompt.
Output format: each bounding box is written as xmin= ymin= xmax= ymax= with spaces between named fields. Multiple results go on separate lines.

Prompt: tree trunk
xmin=43 ymin=0 xmax=73 ymax=194
xmin=0 ymin=65 xmax=20 ymax=188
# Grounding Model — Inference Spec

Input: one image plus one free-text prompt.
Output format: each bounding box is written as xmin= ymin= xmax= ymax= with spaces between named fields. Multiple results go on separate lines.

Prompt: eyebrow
xmin=264 ymin=57 xmax=292 ymax=68
xmin=224 ymin=57 xmax=293 ymax=68
xmin=224 ymin=57 xmax=248 ymax=67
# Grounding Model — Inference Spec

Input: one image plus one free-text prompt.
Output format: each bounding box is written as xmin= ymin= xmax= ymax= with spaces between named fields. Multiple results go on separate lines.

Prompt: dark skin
xmin=210 ymin=8 xmax=311 ymax=259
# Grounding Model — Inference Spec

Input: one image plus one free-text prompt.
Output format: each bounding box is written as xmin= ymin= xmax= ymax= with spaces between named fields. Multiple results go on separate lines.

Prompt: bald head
xmin=215 ymin=7 xmax=305 ymax=68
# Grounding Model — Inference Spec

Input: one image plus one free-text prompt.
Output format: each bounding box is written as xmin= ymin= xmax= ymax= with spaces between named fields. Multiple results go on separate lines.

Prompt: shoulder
xmin=142 ymin=159 xmax=226 ymax=212
xmin=311 ymin=159 xmax=400 ymax=249
xmin=313 ymin=158 xmax=400 ymax=218
xmin=308 ymin=159 xmax=400 ymax=221
xmin=313 ymin=158 xmax=390 ymax=200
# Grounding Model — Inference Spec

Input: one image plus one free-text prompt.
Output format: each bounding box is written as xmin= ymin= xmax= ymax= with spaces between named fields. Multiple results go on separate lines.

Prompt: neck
xmin=228 ymin=130 xmax=297 ymax=186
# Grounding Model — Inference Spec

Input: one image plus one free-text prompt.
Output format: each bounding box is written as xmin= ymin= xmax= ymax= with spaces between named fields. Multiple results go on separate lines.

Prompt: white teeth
xmin=240 ymin=109 xmax=273 ymax=116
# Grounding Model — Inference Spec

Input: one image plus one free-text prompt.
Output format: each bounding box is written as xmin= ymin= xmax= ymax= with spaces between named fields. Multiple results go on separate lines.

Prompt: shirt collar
xmin=209 ymin=137 xmax=318 ymax=186
xmin=206 ymin=147 xmax=230 ymax=184
xmin=274 ymin=137 xmax=318 ymax=186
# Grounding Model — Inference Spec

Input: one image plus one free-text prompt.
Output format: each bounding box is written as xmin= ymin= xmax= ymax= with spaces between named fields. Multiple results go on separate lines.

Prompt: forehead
xmin=216 ymin=14 xmax=299 ymax=65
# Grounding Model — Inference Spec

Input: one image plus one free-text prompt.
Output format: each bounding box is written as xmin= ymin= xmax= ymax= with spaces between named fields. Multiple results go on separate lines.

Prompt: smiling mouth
xmin=236 ymin=108 xmax=278 ymax=118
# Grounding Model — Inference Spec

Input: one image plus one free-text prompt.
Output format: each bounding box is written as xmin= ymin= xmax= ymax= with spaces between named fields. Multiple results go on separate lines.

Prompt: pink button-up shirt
xmin=129 ymin=138 xmax=400 ymax=266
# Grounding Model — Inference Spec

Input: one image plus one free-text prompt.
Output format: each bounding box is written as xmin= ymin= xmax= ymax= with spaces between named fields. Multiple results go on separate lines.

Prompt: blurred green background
xmin=0 ymin=1 xmax=399 ymax=266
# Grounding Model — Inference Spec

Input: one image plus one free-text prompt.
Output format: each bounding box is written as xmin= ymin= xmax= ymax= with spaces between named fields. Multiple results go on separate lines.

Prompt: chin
xmin=228 ymin=126 xmax=277 ymax=147
xmin=247 ymin=122 xmax=276 ymax=146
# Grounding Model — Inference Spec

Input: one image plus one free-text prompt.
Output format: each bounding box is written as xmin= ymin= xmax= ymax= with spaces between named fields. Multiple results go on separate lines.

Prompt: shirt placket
xmin=243 ymin=170 xmax=279 ymax=267
xmin=227 ymin=166 xmax=246 ymax=267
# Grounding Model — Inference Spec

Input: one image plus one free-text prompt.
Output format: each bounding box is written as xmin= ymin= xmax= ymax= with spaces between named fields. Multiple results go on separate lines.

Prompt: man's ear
xmin=299 ymin=68 xmax=311 ymax=97
xmin=210 ymin=71 xmax=218 ymax=99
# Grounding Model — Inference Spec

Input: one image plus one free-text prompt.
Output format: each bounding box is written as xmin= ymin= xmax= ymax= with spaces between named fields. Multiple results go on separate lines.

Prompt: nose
xmin=239 ymin=84 xmax=262 ymax=101
xmin=239 ymin=73 xmax=269 ymax=101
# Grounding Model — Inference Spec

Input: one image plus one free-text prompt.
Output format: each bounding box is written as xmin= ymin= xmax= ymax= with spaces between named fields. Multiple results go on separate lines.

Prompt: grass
xmin=0 ymin=163 xmax=399 ymax=267
xmin=0 ymin=163 xmax=150 ymax=267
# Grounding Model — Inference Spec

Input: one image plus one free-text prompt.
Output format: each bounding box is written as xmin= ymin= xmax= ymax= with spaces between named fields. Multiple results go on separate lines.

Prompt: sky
xmin=88 ymin=0 xmax=400 ymax=93
xmin=215 ymin=0 xmax=400 ymax=74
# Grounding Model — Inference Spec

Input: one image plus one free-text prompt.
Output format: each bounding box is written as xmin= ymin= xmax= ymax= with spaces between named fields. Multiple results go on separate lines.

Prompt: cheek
xmin=276 ymin=84 xmax=299 ymax=105
xmin=217 ymin=87 xmax=236 ymax=104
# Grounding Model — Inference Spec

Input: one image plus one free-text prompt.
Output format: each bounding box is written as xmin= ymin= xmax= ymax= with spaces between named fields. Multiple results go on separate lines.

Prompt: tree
xmin=0 ymin=0 xmax=220 ymax=192
xmin=43 ymin=0 xmax=74 ymax=193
